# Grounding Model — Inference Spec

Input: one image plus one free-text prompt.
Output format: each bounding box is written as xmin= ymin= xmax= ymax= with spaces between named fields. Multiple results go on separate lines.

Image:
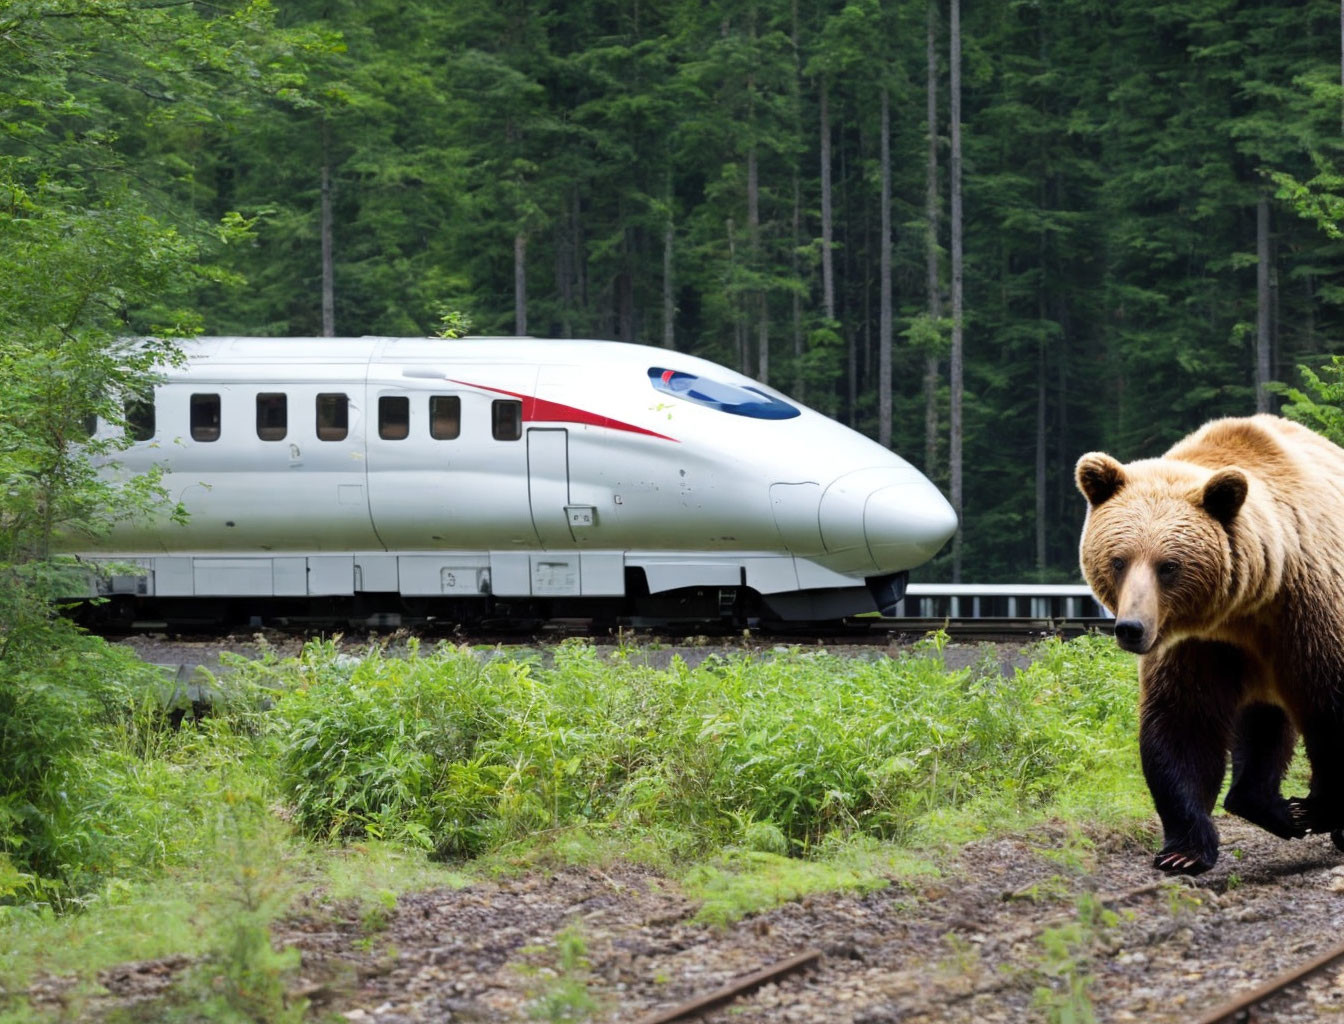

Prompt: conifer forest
xmin=5 ymin=0 xmax=1344 ymax=582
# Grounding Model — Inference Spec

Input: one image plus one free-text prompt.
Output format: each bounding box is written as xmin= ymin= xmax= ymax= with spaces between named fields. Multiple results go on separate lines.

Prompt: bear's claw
xmin=1287 ymin=796 xmax=1344 ymax=836
xmin=1153 ymin=849 xmax=1214 ymax=875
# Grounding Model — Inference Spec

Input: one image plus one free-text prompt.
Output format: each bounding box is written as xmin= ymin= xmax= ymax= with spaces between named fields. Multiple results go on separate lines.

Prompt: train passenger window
xmin=256 ymin=393 xmax=287 ymax=441
xmin=317 ymin=393 xmax=348 ymax=441
xmin=429 ymin=395 xmax=460 ymax=440
xmin=190 ymin=393 xmax=221 ymax=442
xmin=124 ymin=396 xmax=155 ymax=441
xmin=492 ymin=399 xmax=522 ymax=441
xmin=379 ymin=396 xmax=409 ymax=440
xmin=81 ymin=414 xmax=97 ymax=438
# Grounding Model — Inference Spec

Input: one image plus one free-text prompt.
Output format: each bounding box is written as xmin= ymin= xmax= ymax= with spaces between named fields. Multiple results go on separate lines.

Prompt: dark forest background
xmin=7 ymin=0 xmax=1344 ymax=581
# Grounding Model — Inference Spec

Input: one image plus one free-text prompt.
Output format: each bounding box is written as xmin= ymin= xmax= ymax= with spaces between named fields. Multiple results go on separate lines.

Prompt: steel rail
xmin=1193 ymin=935 xmax=1344 ymax=1024
xmin=632 ymin=948 xmax=822 ymax=1024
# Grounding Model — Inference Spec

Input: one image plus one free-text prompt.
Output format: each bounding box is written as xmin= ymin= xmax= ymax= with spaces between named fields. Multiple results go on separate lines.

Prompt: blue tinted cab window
xmin=649 ymin=368 xmax=800 ymax=420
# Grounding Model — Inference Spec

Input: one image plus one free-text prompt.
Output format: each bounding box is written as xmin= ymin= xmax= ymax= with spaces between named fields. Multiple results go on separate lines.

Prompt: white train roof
xmin=161 ymin=336 xmax=752 ymax=379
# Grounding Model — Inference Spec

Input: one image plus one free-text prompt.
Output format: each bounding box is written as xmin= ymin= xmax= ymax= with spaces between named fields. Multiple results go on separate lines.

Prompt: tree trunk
xmin=790 ymin=0 xmax=803 ymax=396
xmin=573 ymin=190 xmax=587 ymax=314
xmin=1256 ymin=194 xmax=1271 ymax=412
xmin=924 ymin=0 xmax=941 ymax=477
xmin=726 ymin=216 xmax=746 ymax=372
xmin=514 ymin=232 xmax=527 ymax=337
xmin=320 ymin=122 xmax=335 ymax=338
xmin=1036 ymin=319 xmax=1047 ymax=578
xmin=878 ymin=86 xmax=893 ymax=449
xmin=792 ymin=169 xmax=803 ymax=396
xmin=848 ymin=328 xmax=857 ymax=426
xmin=748 ymin=142 xmax=766 ymax=381
xmin=820 ymin=80 xmax=836 ymax=325
xmin=619 ymin=226 xmax=635 ymax=342
xmin=663 ymin=175 xmax=675 ymax=349
xmin=839 ymin=138 xmax=856 ymax=424
xmin=949 ymin=0 xmax=964 ymax=581
xmin=758 ymin=295 xmax=769 ymax=383
xmin=555 ymin=193 xmax=573 ymax=338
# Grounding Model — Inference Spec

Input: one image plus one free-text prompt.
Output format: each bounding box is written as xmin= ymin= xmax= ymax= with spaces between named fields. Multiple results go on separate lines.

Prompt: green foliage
xmin=261 ymin=635 xmax=1142 ymax=861
xmin=1031 ymin=892 xmax=1119 ymax=1024
xmin=0 ymin=668 xmax=310 ymax=1018
xmin=1274 ymin=356 xmax=1344 ymax=446
xmin=683 ymin=839 xmax=920 ymax=927
xmin=436 ymin=309 xmax=476 ymax=339
xmin=1270 ymin=154 xmax=1344 ymax=240
xmin=524 ymin=923 xmax=600 ymax=1023
xmin=185 ymin=792 xmax=305 ymax=1024
xmin=0 ymin=634 xmax=1148 ymax=1014
xmin=0 ymin=0 xmax=326 ymax=894
xmin=0 ymin=628 xmax=165 ymax=892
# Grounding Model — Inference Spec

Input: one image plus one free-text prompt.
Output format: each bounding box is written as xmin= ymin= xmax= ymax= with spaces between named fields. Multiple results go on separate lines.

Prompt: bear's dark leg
xmin=1139 ymin=643 xmax=1241 ymax=875
xmin=1222 ymin=703 xmax=1303 ymax=840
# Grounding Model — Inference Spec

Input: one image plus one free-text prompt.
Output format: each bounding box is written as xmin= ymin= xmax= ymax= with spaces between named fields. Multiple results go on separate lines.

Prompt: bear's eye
xmin=1157 ymin=560 xmax=1180 ymax=583
xmin=1110 ymin=557 xmax=1126 ymax=575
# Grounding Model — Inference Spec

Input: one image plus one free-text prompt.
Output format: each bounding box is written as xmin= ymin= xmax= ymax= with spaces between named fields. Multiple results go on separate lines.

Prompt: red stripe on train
xmin=448 ymin=380 xmax=678 ymax=442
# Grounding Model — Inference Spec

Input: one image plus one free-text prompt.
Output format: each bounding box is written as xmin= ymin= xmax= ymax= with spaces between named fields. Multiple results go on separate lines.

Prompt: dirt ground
xmin=54 ymin=817 xmax=1344 ymax=1023
xmin=76 ymin=633 xmax=1344 ymax=1022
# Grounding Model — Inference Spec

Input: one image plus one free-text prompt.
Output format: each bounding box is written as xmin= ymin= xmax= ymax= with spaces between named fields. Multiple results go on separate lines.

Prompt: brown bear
xmin=1075 ymin=414 xmax=1344 ymax=875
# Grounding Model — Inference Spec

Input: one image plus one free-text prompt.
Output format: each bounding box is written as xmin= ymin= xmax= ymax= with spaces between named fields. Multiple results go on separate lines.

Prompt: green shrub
xmin=0 ymin=622 xmax=168 ymax=893
xmin=265 ymin=634 xmax=1142 ymax=860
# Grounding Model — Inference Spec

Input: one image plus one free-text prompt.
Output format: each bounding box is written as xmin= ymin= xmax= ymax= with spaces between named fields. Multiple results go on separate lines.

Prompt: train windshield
xmin=648 ymin=368 xmax=800 ymax=420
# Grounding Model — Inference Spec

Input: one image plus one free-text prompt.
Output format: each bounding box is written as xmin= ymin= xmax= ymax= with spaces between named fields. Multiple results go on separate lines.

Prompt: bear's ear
xmin=1201 ymin=468 xmax=1248 ymax=526
xmin=1076 ymin=453 xmax=1126 ymax=507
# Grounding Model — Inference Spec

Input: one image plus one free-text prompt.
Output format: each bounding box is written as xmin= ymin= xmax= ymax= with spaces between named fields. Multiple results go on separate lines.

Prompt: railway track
xmin=1192 ymin=935 xmax=1344 ymax=1023
xmin=104 ymin=614 xmax=1110 ymax=646
xmin=106 ymin=616 xmax=1112 ymax=695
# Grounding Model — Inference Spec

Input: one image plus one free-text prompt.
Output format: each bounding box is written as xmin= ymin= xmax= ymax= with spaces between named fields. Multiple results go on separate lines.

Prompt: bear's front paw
xmin=1154 ymin=819 xmax=1218 ymax=875
xmin=1145 ymin=822 xmax=1220 ymax=870
xmin=1153 ymin=846 xmax=1216 ymax=875
xmin=1287 ymin=796 xmax=1344 ymax=835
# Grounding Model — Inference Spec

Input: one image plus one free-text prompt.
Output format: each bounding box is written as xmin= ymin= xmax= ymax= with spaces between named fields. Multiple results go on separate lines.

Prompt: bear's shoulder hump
xmin=1166 ymin=416 xmax=1290 ymax=473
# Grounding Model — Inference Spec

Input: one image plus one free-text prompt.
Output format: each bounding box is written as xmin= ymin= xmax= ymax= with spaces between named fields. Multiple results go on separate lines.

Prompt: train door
xmin=527 ymin=428 xmax=573 ymax=548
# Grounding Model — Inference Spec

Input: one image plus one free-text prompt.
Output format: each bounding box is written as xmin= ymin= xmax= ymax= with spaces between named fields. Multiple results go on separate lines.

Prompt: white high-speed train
xmin=69 ymin=337 xmax=957 ymax=626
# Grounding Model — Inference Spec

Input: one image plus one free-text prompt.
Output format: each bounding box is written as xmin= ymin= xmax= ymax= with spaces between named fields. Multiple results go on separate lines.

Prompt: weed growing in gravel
xmin=523 ymin=923 xmax=600 ymax=1022
xmin=113 ymin=781 xmax=305 ymax=1024
xmin=1031 ymin=892 xmax=1119 ymax=1024
xmin=683 ymin=846 xmax=911 ymax=927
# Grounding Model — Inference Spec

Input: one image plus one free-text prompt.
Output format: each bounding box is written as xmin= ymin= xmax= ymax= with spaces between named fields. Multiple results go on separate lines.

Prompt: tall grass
xmin=265 ymin=634 xmax=1144 ymax=859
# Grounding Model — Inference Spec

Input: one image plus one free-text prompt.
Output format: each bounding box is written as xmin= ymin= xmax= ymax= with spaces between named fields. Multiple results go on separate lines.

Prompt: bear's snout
xmin=1112 ymin=563 xmax=1161 ymax=654
xmin=1113 ymin=618 xmax=1152 ymax=654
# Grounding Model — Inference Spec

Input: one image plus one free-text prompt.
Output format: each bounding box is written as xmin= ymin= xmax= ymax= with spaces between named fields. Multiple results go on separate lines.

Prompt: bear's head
xmin=1075 ymin=452 xmax=1248 ymax=655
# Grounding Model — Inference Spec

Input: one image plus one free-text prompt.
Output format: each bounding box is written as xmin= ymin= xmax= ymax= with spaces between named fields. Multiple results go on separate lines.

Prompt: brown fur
xmin=1076 ymin=414 xmax=1344 ymax=873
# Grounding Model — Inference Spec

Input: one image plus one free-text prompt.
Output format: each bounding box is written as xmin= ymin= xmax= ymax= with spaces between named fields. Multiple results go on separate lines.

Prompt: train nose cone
xmin=864 ymin=479 xmax=958 ymax=570
xmin=818 ymin=468 xmax=957 ymax=573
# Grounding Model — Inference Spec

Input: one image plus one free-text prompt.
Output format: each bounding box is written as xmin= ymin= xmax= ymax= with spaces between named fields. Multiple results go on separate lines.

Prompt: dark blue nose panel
xmin=649 ymin=367 xmax=800 ymax=420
